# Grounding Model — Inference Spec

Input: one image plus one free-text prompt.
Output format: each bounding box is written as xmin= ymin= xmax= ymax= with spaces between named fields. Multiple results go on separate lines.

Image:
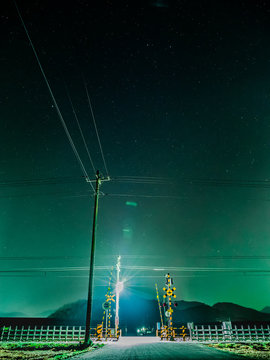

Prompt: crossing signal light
xmin=163 ymin=303 xmax=166 ymax=307
xmin=174 ymin=302 xmax=178 ymax=307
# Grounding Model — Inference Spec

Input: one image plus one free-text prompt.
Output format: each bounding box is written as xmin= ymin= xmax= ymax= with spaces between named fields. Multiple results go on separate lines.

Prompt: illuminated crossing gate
xmin=163 ymin=273 xmax=176 ymax=340
xmin=155 ymin=273 xmax=187 ymax=341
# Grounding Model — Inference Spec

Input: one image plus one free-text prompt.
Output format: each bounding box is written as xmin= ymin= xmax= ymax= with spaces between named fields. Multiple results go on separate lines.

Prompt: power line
xmin=0 ymin=191 xmax=91 ymax=199
xmin=84 ymin=80 xmax=109 ymax=177
xmin=180 ymin=177 xmax=270 ymax=189
xmin=66 ymin=87 xmax=96 ymax=175
xmin=0 ymin=256 xmax=87 ymax=260
xmin=2 ymin=265 xmax=270 ymax=273
xmin=111 ymin=177 xmax=171 ymax=185
xmin=14 ymin=1 xmax=95 ymax=194
xmin=0 ymin=176 xmax=87 ymax=187
xmin=0 ymin=255 xmax=269 ymax=261
xmin=104 ymin=193 xmax=186 ymax=199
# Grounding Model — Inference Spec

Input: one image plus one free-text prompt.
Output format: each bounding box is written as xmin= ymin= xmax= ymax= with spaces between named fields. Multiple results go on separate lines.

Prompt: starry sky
xmin=1 ymin=0 xmax=270 ymax=316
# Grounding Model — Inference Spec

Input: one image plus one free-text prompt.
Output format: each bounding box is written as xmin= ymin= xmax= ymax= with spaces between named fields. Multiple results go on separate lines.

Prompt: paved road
xmin=73 ymin=337 xmax=248 ymax=359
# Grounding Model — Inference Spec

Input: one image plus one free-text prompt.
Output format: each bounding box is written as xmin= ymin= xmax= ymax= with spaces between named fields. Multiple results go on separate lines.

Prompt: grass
xmin=206 ymin=342 xmax=270 ymax=359
xmin=0 ymin=342 xmax=104 ymax=359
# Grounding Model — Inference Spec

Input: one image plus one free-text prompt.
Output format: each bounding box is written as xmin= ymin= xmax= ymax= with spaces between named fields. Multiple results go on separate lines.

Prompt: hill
xmin=213 ymin=302 xmax=270 ymax=322
xmin=48 ymin=297 xmax=270 ymax=334
xmin=261 ymin=306 xmax=270 ymax=314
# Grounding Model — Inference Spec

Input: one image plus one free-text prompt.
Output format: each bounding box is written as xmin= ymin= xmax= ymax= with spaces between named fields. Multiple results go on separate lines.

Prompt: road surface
xmin=73 ymin=337 xmax=248 ymax=359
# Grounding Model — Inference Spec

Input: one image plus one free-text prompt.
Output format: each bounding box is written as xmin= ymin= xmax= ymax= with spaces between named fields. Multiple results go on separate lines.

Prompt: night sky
xmin=1 ymin=0 xmax=270 ymax=317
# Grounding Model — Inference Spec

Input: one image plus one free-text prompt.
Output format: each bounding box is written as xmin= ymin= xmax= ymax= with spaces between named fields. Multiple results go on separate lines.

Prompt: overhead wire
xmin=13 ymin=1 xmax=95 ymax=193
xmin=65 ymin=86 xmax=96 ymax=175
xmin=104 ymin=193 xmax=186 ymax=199
xmin=2 ymin=265 xmax=270 ymax=273
xmin=0 ymin=191 xmax=91 ymax=199
xmin=111 ymin=177 xmax=170 ymax=185
xmin=0 ymin=176 xmax=87 ymax=187
xmin=84 ymin=79 xmax=110 ymax=177
xmin=0 ymin=255 xmax=269 ymax=261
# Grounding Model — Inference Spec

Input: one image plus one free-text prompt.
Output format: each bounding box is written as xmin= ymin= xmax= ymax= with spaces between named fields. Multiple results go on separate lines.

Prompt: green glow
xmin=125 ymin=201 xmax=137 ymax=207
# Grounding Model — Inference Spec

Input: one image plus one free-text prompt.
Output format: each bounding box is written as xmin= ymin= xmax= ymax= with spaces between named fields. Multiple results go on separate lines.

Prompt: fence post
xmin=20 ymin=326 xmax=24 ymax=342
xmin=201 ymin=325 xmax=205 ymax=342
xmin=59 ymin=326 xmax=62 ymax=341
xmin=208 ymin=325 xmax=211 ymax=342
xmin=234 ymin=325 xmax=238 ymax=342
xmin=45 ymin=326 xmax=48 ymax=341
xmin=262 ymin=325 xmax=265 ymax=342
xmin=72 ymin=326 xmax=75 ymax=341
xmin=248 ymin=325 xmax=251 ymax=340
xmin=33 ymin=326 xmax=37 ymax=341
xmin=7 ymin=326 xmax=11 ymax=341
xmin=26 ymin=326 xmax=30 ymax=341
xmin=254 ymin=325 xmax=258 ymax=341
xmin=14 ymin=326 xmax=18 ymax=341
xmin=65 ymin=326 xmax=68 ymax=342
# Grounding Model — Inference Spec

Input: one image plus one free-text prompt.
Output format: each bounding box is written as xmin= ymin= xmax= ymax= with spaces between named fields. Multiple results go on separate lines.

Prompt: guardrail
xmin=3 ymin=323 xmax=270 ymax=343
xmin=0 ymin=325 xmax=101 ymax=342
xmin=157 ymin=324 xmax=270 ymax=342
xmin=190 ymin=324 xmax=270 ymax=342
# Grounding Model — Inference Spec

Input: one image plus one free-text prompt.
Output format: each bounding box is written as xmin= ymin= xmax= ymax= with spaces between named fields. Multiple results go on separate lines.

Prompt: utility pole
xmin=84 ymin=170 xmax=101 ymax=346
xmin=115 ymin=255 xmax=121 ymax=336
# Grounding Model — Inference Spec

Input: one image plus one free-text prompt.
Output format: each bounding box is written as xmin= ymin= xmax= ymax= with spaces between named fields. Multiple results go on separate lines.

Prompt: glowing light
xmin=125 ymin=201 xmax=138 ymax=207
xmin=116 ymin=281 xmax=124 ymax=293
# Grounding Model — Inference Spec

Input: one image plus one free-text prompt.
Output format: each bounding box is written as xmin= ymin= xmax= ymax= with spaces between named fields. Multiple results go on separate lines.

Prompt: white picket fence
xmin=0 ymin=325 xmax=93 ymax=342
xmin=190 ymin=324 xmax=270 ymax=342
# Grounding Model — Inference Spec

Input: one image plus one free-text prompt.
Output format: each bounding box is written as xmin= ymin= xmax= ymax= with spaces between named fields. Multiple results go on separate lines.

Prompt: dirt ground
xmin=207 ymin=343 xmax=270 ymax=359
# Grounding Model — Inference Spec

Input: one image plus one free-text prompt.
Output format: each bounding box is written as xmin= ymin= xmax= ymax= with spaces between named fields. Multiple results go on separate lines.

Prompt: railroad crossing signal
xmin=163 ymin=273 xmax=176 ymax=338
xmin=102 ymin=301 xmax=110 ymax=311
xmin=163 ymin=287 xmax=176 ymax=298
xmin=105 ymin=294 xmax=115 ymax=302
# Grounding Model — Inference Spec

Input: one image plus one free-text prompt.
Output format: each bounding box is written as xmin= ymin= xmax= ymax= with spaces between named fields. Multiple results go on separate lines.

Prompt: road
xmin=73 ymin=337 xmax=248 ymax=359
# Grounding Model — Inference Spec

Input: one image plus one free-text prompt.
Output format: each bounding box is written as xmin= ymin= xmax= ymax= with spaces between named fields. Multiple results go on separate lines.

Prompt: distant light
xmin=125 ymin=201 xmax=138 ymax=207
xmin=116 ymin=281 xmax=124 ymax=293
xmin=137 ymin=329 xmax=140 ymax=333
xmin=153 ymin=268 xmax=165 ymax=271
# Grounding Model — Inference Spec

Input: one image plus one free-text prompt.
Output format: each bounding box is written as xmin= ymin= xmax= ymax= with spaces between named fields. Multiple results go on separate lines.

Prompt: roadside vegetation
xmin=207 ymin=342 xmax=270 ymax=359
xmin=0 ymin=342 xmax=104 ymax=359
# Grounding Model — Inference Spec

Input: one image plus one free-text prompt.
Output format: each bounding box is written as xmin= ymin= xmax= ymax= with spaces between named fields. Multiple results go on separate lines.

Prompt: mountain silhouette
xmin=261 ymin=306 xmax=270 ymax=314
xmin=48 ymin=296 xmax=270 ymax=334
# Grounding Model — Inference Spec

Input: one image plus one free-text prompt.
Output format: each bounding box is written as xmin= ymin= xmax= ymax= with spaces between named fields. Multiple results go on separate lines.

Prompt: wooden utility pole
xmin=84 ymin=170 xmax=101 ymax=345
